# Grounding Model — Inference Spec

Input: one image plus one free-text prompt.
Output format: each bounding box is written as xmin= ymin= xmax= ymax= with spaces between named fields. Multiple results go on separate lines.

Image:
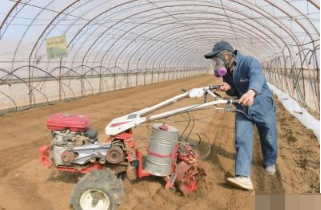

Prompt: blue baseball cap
xmin=204 ymin=41 xmax=234 ymax=59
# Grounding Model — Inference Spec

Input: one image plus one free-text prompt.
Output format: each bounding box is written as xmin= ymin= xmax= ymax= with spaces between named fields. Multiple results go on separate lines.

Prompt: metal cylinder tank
xmin=145 ymin=124 xmax=178 ymax=177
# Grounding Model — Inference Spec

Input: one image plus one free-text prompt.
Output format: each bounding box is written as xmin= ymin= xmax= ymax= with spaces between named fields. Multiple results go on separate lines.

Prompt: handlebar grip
xmin=231 ymin=99 xmax=239 ymax=104
xmin=208 ymin=85 xmax=221 ymax=90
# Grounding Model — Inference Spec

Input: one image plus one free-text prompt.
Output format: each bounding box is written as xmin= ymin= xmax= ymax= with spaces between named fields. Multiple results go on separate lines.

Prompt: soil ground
xmin=0 ymin=75 xmax=319 ymax=210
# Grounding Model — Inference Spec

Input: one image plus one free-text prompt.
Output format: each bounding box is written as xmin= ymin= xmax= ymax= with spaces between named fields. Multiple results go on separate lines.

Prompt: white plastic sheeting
xmin=268 ymin=83 xmax=320 ymax=144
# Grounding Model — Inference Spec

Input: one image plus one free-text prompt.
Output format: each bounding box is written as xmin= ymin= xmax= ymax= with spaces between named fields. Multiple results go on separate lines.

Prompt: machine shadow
xmin=46 ymin=169 xmax=83 ymax=184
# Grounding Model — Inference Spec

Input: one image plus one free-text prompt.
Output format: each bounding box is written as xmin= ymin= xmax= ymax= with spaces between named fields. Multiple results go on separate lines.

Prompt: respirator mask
xmin=211 ymin=51 xmax=231 ymax=77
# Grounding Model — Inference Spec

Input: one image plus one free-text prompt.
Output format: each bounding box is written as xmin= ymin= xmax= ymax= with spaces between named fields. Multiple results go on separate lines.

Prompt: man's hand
xmin=239 ymin=90 xmax=256 ymax=106
xmin=220 ymin=82 xmax=231 ymax=92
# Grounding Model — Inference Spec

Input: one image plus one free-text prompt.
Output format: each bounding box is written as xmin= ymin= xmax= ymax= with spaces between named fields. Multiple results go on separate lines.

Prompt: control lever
xmin=224 ymin=99 xmax=251 ymax=119
xmin=204 ymin=93 xmax=208 ymax=103
xmin=205 ymin=85 xmax=222 ymax=102
xmin=208 ymin=85 xmax=222 ymax=90
xmin=224 ymin=98 xmax=239 ymax=111
xmin=204 ymin=86 xmax=221 ymax=103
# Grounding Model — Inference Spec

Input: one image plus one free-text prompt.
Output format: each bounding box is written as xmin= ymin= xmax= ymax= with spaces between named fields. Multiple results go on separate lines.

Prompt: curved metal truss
xmin=0 ymin=0 xmax=319 ymax=114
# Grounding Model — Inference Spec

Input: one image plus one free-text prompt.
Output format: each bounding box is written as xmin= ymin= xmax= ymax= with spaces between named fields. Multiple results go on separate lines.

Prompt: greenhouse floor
xmin=0 ymin=75 xmax=319 ymax=210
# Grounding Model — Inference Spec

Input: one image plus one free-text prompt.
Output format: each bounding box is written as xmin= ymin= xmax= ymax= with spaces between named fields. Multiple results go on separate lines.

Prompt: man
xmin=204 ymin=41 xmax=278 ymax=190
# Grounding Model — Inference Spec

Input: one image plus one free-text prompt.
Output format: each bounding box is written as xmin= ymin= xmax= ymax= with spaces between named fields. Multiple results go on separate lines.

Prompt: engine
xmin=51 ymin=127 xmax=98 ymax=147
xmin=46 ymin=114 xmax=125 ymax=167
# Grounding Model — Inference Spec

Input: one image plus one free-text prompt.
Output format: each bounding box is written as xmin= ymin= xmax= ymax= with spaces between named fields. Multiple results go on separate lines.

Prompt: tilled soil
xmin=0 ymin=75 xmax=319 ymax=210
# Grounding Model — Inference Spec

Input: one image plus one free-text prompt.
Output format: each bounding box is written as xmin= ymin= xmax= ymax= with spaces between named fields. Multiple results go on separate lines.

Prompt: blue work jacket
xmin=223 ymin=50 xmax=275 ymax=115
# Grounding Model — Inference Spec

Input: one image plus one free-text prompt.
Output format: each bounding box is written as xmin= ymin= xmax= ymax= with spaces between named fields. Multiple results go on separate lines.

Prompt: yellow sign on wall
xmin=45 ymin=35 xmax=68 ymax=59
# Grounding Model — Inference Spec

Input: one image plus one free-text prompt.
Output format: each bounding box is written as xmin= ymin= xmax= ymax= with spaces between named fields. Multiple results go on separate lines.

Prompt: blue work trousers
xmin=234 ymin=95 xmax=278 ymax=177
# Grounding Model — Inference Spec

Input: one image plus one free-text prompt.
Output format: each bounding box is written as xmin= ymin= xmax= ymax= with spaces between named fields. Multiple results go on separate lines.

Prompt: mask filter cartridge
xmin=214 ymin=67 xmax=227 ymax=77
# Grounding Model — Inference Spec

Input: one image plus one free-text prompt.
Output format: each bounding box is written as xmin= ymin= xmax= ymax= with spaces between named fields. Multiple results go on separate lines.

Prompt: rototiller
xmin=39 ymin=85 xmax=238 ymax=210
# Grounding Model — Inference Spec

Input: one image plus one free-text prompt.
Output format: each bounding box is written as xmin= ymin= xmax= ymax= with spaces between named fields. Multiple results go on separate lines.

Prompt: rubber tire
xmin=70 ymin=168 xmax=124 ymax=210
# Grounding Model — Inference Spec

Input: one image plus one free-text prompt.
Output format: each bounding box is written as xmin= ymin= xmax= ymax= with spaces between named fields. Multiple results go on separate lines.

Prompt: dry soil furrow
xmin=0 ymin=75 xmax=319 ymax=210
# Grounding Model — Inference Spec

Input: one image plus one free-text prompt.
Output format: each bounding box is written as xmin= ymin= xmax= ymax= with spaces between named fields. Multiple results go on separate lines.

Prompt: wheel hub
xmin=80 ymin=189 xmax=110 ymax=210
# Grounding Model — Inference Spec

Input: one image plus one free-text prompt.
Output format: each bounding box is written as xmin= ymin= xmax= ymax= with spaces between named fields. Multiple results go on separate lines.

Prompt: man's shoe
xmin=227 ymin=176 xmax=254 ymax=190
xmin=266 ymin=164 xmax=276 ymax=175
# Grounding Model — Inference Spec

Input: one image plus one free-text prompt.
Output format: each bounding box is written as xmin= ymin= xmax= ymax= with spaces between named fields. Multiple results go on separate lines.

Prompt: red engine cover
xmin=47 ymin=113 xmax=90 ymax=132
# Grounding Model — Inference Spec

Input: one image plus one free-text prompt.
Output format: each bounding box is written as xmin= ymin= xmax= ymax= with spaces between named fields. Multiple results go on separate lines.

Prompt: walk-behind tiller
xmin=39 ymin=85 xmax=238 ymax=210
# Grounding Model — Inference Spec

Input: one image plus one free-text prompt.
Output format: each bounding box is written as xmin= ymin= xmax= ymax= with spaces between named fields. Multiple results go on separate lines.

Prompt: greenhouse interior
xmin=0 ymin=1 xmax=320 ymax=210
